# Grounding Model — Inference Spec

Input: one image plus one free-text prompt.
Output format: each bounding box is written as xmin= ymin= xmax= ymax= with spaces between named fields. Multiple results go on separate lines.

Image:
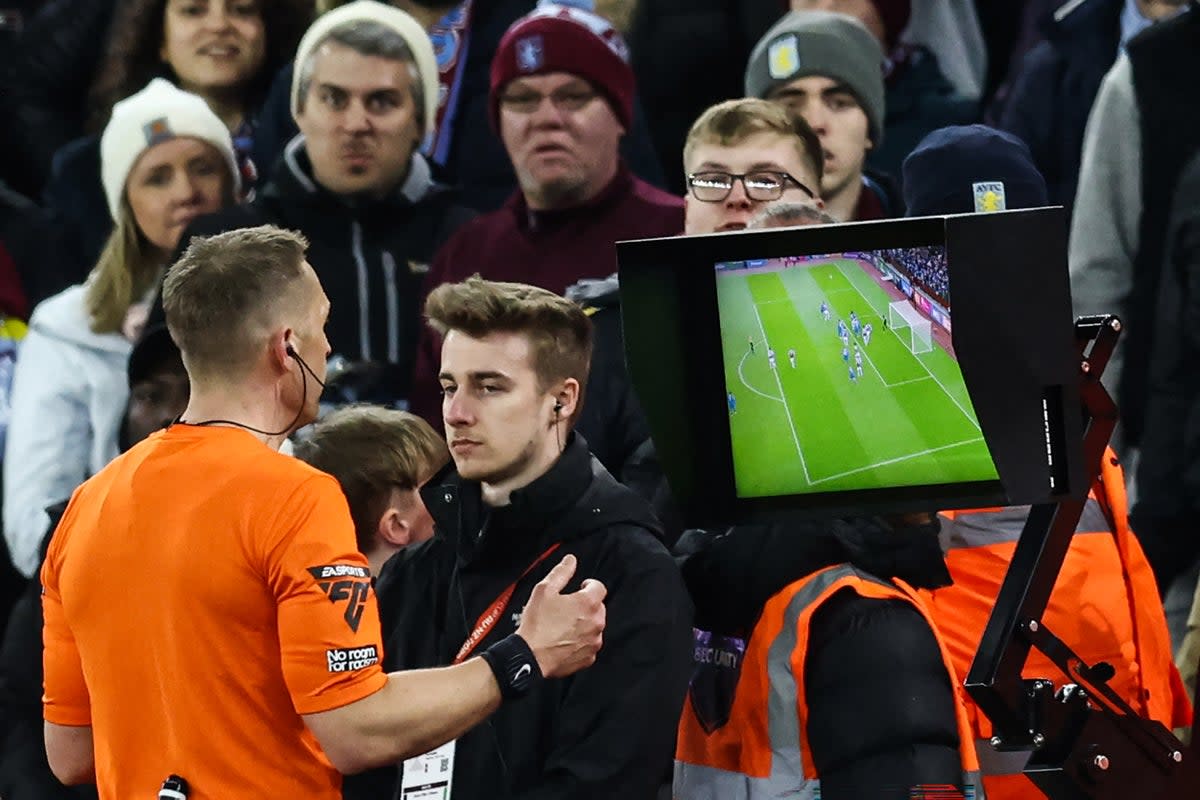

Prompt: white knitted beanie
xmin=99 ymin=78 xmax=240 ymax=222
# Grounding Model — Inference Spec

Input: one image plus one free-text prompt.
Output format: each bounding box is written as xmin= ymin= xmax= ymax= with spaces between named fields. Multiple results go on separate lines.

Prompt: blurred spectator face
xmin=440 ymin=330 xmax=557 ymax=485
xmin=125 ymin=137 xmax=231 ymax=252
xmin=1137 ymin=0 xmax=1188 ymax=19
xmin=790 ymin=0 xmax=886 ymax=46
xmin=769 ymin=76 xmax=872 ymax=208
xmin=161 ymin=0 xmax=268 ymax=98
xmin=684 ymin=131 xmax=822 ymax=234
xmin=498 ymin=72 xmax=626 ymax=210
xmin=296 ymin=40 xmax=423 ymax=199
xmin=126 ymin=359 xmax=190 ymax=445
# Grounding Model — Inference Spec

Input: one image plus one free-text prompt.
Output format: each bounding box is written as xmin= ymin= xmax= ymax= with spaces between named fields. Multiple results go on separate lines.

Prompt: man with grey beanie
xmin=745 ymin=10 xmax=901 ymax=223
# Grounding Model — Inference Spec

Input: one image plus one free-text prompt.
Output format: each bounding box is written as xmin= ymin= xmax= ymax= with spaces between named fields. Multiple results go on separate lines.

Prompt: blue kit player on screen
xmin=837 ymin=318 xmax=846 ymax=338
xmin=851 ymin=311 xmax=862 ymax=337
xmin=767 ymin=347 xmax=777 ymax=370
xmin=842 ymin=344 xmax=849 ymax=363
xmin=849 ymin=365 xmax=858 ymax=383
xmin=727 ymin=391 xmax=737 ymax=414
xmin=820 ymin=300 xmax=830 ymax=321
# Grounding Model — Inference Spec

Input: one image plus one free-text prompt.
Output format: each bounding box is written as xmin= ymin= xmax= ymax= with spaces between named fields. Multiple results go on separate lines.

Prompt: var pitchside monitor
xmin=616 ymin=209 xmax=1085 ymax=526
xmin=716 ymin=246 xmax=993 ymax=499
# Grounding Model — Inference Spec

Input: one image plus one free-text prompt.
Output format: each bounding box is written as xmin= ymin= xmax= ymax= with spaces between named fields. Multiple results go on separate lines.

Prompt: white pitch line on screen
xmin=886 ymin=376 xmax=933 ymax=388
xmin=808 ymin=437 xmax=986 ymax=486
xmin=752 ymin=300 xmax=812 ymax=485
xmin=737 ymin=349 xmax=784 ymax=403
xmin=835 ymin=261 xmax=980 ymax=431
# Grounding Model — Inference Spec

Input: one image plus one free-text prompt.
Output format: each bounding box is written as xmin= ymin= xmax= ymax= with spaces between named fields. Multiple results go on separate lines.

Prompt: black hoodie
xmin=359 ymin=433 xmax=694 ymax=800
xmin=676 ymin=518 xmax=970 ymax=800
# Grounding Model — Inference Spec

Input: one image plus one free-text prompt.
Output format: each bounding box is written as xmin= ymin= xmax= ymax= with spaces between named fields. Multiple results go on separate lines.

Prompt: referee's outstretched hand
xmin=517 ymin=554 xmax=607 ymax=678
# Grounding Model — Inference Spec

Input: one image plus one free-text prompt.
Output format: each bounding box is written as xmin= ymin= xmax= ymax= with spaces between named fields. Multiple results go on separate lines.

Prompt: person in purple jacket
xmin=409 ymin=1 xmax=683 ymax=425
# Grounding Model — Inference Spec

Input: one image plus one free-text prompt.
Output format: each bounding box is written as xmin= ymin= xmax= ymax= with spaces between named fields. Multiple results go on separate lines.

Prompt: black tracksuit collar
xmin=424 ymin=433 xmax=595 ymax=566
xmin=269 ymin=135 xmax=440 ymax=214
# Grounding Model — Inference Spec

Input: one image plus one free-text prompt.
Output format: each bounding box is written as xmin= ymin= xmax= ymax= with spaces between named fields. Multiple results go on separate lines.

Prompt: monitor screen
xmin=715 ymin=247 xmax=999 ymax=499
xmin=616 ymin=209 xmax=1084 ymax=526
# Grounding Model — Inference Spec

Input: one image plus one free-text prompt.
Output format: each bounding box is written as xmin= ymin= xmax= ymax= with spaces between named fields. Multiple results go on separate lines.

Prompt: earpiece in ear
xmin=285 ymin=343 xmax=297 ymax=358
xmin=554 ymin=401 xmax=563 ymax=414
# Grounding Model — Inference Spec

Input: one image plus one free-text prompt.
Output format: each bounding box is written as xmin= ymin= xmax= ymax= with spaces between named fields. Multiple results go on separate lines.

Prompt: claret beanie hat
xmin=290 ymin=0 xmax=439 ymax=134
xmin=902 ymin=125 xmax=1048 ymax=218
xmin=745 ymin=10 xmax=886 ymax=145
xmin=489 ymin=0 xmax=634 ymax=129
xmin=100 ymin=78 xmax=240 ymax=223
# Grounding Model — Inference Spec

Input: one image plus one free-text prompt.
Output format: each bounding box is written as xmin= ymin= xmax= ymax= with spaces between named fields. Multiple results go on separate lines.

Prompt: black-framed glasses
xmin=498 ymin=87 xmax=599 ymax=114
xmin=686 ymin=171 xmax=816 ymax=203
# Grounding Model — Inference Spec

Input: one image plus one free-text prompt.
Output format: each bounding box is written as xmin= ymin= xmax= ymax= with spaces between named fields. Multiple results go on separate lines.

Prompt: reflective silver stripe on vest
xmin=675 ymin=565 xmax=888 ymax=800
xmin=676 ymin=564 xmax=987 ymax=799
xmin=939 ymin=498 xmax=1110 ymax=550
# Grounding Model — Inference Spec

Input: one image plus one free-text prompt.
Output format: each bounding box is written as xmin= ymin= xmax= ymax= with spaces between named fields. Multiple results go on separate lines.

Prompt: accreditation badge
xmin=401 ymin=740 xmax=455 ymax=799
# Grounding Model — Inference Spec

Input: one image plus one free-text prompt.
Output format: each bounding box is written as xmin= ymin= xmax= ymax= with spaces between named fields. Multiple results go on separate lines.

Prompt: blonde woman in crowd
xmin=3 ymin=79 xmax=242 ymax=577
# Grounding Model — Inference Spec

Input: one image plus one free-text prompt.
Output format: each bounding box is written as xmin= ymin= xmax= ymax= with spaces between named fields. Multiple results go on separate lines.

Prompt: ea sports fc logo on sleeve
xmin=308 ymin=563 xmax=371 ymax=632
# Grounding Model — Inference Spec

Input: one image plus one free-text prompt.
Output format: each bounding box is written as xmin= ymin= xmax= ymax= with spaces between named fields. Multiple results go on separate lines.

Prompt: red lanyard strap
xmin=453 ymin=543 xmax=562 ymax=665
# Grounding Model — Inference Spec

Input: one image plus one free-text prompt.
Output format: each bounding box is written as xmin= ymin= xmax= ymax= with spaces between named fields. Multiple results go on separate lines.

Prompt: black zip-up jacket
xmin=1131 ymin=149 xmax=1200 ymax=587
xmin=154 ymin=138 xmax=474 ymax=404
xmin=363 ymin=433 xmax=694 ymax=800
xmin=0 ymin=502 xmax=97 ymax=800
xmin=0 ymin=0 xmax=116 ymax=198
xmin=676 ymin=518 xmax=968 ymax=800
xmin=998 ymin=0 xmax=1122 ymax=219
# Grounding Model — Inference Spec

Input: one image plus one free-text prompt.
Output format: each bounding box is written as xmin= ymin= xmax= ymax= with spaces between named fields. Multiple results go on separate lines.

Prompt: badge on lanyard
xmin=401 ymin=740 xmax=456 ymax=799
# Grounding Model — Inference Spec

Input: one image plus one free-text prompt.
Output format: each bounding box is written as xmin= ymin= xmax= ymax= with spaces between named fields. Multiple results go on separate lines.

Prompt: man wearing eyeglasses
xmin=408 ymin=1 xmax=684 ymax=426
xmin=682 ymin=98 xmax=825 ymax=235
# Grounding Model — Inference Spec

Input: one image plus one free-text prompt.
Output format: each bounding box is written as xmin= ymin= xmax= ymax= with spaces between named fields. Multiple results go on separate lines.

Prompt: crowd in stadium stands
xmin=881 ymin=246 xmax=949 ymax=303
xmin=1 ymin=1 xmax=1199 ymax=799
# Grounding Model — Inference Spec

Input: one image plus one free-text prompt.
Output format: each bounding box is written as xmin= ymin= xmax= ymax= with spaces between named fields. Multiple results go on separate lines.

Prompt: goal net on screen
xmin=887 ymin=300 xmax=933 ymax=354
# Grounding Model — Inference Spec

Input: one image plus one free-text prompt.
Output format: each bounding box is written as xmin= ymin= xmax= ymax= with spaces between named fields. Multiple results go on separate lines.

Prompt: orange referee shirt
xmin=42 ymin=425 xmax=388 ymax=799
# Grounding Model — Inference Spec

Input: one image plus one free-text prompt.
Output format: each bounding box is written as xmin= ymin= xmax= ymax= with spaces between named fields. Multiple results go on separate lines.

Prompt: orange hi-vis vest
xmin=924 ymin=448 xmax=1193 ymax=800
xmin=675 ymin=563 xmax=985 ymax=800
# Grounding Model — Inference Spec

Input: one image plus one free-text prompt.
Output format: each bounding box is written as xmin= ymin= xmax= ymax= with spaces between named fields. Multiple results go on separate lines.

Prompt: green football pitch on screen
xmin=717 ymin=256 xmax=999 ymax=498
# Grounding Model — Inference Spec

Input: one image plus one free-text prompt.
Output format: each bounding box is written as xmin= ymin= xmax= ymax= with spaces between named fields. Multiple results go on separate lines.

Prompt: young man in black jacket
xmin=367 ymin=276 xmax=693 ymax=800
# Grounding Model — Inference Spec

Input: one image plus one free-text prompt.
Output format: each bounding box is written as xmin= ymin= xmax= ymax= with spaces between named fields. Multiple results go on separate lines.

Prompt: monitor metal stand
xmin=965 ymin=314 xmax=1199 ymax=799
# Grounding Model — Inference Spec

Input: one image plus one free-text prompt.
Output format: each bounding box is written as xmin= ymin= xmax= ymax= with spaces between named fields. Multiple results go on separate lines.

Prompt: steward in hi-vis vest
xmin=925 ymin=448 xmax=1193 ymax=800
xmin=673 ymin=520 xmax=985 ymax=800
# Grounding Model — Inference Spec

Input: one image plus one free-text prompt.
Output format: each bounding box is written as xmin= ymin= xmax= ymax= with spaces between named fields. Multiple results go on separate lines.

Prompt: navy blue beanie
xmin=902 ymin=124 xmax=1048 ymax=217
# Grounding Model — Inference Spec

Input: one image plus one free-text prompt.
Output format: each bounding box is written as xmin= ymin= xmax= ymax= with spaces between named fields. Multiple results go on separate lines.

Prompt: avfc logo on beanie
xmin=516 ymin=34 xmax=545 ymax=72
xmin=973 ymin=182 xmax=1007 ymax=213
xmin=142 ymin=117 xmax=175 ymax=147
xmin=768 ymin=34 xmax=801 ymax=80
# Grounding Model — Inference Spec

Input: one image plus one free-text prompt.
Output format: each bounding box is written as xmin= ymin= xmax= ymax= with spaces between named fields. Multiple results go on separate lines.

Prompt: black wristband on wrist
xmin=480 ymin=633 xmax=543 ymax=700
